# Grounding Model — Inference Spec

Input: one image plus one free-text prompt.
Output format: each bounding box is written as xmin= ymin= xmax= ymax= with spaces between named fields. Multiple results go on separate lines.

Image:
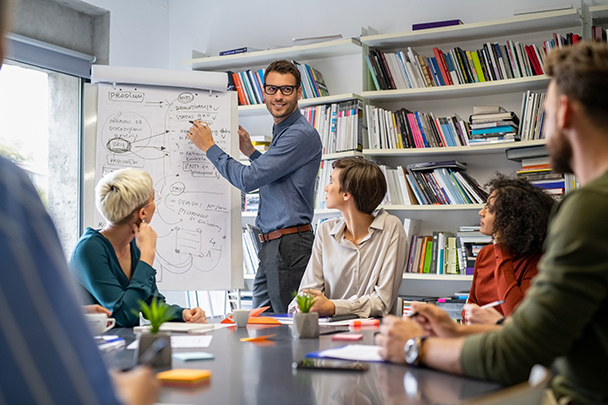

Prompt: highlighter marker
xmin=349 ymin=319 xmax=380 ymax=327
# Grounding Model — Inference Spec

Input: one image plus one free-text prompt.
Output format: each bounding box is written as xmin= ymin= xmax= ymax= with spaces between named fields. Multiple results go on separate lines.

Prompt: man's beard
xmin=547 ymin=129 xmax=574 ymax=174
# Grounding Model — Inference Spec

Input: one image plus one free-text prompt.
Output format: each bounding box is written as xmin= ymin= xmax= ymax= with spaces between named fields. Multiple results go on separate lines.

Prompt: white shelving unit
xmin=238 ymin=93 xmax=362 ymax=117
xmin=184 ymin=38 xmax=362 ymax=71
xmin=362 ymin=76 xmax=551 ymax=102
xmin=360 ymin=9 xmax=581 ymax=49
xmin=590 ymin=4 xmax=608 ymax=24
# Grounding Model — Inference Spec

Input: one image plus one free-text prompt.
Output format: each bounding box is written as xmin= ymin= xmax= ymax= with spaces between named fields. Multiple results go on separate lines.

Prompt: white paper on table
xmin=314 ymin=345 xmax=384 ymax=362
xmin=127 ymin=335 xmax=213 ymax=350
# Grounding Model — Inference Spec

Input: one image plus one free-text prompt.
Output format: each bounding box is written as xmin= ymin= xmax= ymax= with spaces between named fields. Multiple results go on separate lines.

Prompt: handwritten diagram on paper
xmin=94 ymin=83 xmax=234 ymax=290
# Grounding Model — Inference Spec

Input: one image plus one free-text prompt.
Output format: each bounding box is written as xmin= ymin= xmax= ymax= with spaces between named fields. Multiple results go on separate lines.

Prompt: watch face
xmin=404 ymin=339 xmax=418 ymax=365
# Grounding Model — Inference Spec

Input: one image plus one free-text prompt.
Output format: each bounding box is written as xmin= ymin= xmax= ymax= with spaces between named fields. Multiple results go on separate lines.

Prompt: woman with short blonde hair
xmin=70 ymin=168 xmax=206 ymax=327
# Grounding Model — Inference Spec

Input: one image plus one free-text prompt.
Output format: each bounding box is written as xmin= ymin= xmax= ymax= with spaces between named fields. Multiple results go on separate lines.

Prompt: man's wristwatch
xmin=404 ymin=336 xmax=427 ymax=366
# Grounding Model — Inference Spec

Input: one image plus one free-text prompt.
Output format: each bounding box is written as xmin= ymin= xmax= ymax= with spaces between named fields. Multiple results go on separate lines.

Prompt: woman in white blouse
xmin=289 ymin=157 xmax=408 ymax=318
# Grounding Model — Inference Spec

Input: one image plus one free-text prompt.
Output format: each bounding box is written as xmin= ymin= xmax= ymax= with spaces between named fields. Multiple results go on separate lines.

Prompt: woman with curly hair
xmin=463 ymin=173 xmax=555 ymax=325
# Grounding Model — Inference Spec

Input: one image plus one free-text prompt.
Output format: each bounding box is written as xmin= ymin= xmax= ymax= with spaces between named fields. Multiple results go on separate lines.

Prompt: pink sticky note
xmin=332 ymin=333 xmax=363 ymax=341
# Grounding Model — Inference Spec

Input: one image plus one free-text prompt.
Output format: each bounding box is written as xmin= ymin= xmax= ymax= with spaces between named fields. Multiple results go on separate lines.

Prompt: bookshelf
xmin=358 ymin=10 xmax=581 ymax=293
xmin=186 ymin=8 xmax=584 ymax=295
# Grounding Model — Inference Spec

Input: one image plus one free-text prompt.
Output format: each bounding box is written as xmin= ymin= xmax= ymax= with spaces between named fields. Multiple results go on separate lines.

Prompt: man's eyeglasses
xmin=264 ymin=84 xmax=297 ymax=96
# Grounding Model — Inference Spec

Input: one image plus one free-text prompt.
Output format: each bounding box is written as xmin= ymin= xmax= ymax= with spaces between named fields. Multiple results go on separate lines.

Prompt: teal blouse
xmin=70 ymin=228 xmax=184 ymax=327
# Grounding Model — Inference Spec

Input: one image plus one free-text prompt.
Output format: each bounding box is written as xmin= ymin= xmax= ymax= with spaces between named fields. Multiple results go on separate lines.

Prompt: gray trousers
xmin=252 ymin=230 xmax=314 ymax=314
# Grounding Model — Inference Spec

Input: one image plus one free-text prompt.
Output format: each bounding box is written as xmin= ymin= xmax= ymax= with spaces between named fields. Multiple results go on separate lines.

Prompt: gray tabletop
xmin=108 ymin=323 xmax=501 ymax=405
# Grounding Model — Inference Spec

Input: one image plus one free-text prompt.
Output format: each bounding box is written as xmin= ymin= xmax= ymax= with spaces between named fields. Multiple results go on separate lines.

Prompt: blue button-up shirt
xmin=206 ymin=109 xmax=322 ymax=233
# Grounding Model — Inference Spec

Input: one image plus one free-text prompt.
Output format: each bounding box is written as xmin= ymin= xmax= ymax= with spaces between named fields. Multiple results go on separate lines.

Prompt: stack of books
xmin=506 ymin=145 xmax=579 ymax=198
xmin=456 ymin=226 xmax=492 ymax=275
xmin=404 ymin=161 xmax=488 ymax=205
xmin=292 ymin=61 xmax=330 ymax=99
xmin=519 ymin=91 xmax=546 ymax=141
xmin=301 ymin=100 xmax=363 ymax=154
xmin=365 ymin=106 xmax=470 ymax=149
xmin=516 ymin=156 xmax=578 ymax=198
xmin=228 ymin=69 xmax=265 ymax=106
xmin=468 ymin=106 xmax=519 ymax=145
xmin=365 ymin=32 xmax=579 ymax=91
xmin=242 ymin=224 xmax=261 ymax=276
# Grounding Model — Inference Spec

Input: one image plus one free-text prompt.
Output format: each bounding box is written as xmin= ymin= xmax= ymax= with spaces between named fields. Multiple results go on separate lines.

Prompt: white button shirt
xmin=290 ymin=209 xmax=407 ymax=317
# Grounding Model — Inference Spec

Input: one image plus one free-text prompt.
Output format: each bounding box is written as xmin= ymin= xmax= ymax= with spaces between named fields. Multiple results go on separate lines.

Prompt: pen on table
xmin=480 ymin=300 xmax=505 ymax=309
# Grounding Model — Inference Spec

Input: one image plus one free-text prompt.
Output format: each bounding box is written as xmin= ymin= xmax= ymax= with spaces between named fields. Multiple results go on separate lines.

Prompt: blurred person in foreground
xmin=0 ymin=0 xmax=157 ymax=402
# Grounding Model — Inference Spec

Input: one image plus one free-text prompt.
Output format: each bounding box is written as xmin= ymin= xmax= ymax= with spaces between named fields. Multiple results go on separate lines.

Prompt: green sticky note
xmin=172 ymin=352 xmax=215 ymax=361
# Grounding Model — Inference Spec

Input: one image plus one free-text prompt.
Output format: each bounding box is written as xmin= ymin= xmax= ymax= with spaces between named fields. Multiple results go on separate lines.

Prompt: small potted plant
xmin=135 ymin=298 xmax=175 ymax=368
xmin=292 ymin=291 xmax=319 ymax=339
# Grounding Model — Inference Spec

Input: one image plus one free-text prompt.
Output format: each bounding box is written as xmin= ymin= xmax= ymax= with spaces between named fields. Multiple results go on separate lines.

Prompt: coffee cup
xmin=232 ymin=309 xmax=249 ymax=327
xmin=85 ymin=313 xmax=116 ymax=335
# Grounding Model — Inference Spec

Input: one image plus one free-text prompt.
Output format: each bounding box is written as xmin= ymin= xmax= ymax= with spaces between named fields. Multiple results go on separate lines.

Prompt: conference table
xmin=106 ymin=322 xmax=501 ymax=405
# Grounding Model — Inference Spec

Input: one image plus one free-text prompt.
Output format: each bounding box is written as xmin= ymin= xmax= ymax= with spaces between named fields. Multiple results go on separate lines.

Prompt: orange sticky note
xmin=157 ymin=369 xmax=211 ymax=387
xmin=220 ymin=317 xmax=235 ymax=324
xmin=240 ymin=334 xmax=276 ymax=342
xmin=246 ymin=317 xmax=281 ymax=325
xmin=249 ymin=306 xmax=270 ymax=317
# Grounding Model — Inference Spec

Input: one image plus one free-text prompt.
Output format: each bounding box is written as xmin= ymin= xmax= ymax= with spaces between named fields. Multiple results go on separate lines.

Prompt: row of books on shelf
xmin=406 ymin=226 xmax=492 ymax=275
xmin=365 ymin=32 xmax=578 ymax=91
xmin=228 ymin=69 xmax=266 ymax=106
xmin=365 ymin=96 xmax=545 ymax=151
xmin=315 ymin=160 xmax=488 ymax=209
xmin=383 ymin=161 xmax=488 ymax=206
xmin=518 ymin=91 xmax=546 ymax=141
xmin=365 ymin=106 xmax=473 ymax=150
xmin=301 ymin=100 xmax=363 ymax=155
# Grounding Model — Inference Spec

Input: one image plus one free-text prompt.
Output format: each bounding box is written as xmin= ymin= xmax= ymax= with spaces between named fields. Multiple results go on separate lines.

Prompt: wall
xmin=167 ymin=0 xmax=582 ymax=70
xmin=79 ymin=0 xmax=170 ymax=68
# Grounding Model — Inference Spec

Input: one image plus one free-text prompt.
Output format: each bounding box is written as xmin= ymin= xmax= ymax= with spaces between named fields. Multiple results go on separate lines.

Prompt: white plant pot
xmin=292 ymin=312 xmax=319 ymax=339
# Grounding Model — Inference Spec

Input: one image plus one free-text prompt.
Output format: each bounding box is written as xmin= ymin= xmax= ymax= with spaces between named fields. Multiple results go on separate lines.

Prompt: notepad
xmin=307 ymin=345 xmax=384 ymax=362
xmin=133 ymin=322 xmax=216 ymax=333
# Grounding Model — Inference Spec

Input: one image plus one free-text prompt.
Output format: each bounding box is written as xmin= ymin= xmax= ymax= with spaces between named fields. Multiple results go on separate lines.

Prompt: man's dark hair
xmin=264 ymin=60 xmax=301 ymax=88
xmin=332 ymin=157 xmax=387 ymax=214
xmin=485 ymin=173 xmax=555 ymax=257
xmin=545 ymin=41 xmax=608 ymax=130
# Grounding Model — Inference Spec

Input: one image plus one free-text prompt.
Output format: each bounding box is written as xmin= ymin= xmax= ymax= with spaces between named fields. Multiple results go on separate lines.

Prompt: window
xmin=0 ymin=59 xmax=82 ymax=255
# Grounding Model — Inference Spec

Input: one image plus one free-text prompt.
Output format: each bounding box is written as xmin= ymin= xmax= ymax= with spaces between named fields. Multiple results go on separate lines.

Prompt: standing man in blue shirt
xmin=188 ymin=60 xmax=322 ymax=313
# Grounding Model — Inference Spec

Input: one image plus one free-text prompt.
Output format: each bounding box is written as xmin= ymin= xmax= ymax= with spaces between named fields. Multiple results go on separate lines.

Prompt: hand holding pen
xmin=463 ymin=300 xmax=504 ymax=325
